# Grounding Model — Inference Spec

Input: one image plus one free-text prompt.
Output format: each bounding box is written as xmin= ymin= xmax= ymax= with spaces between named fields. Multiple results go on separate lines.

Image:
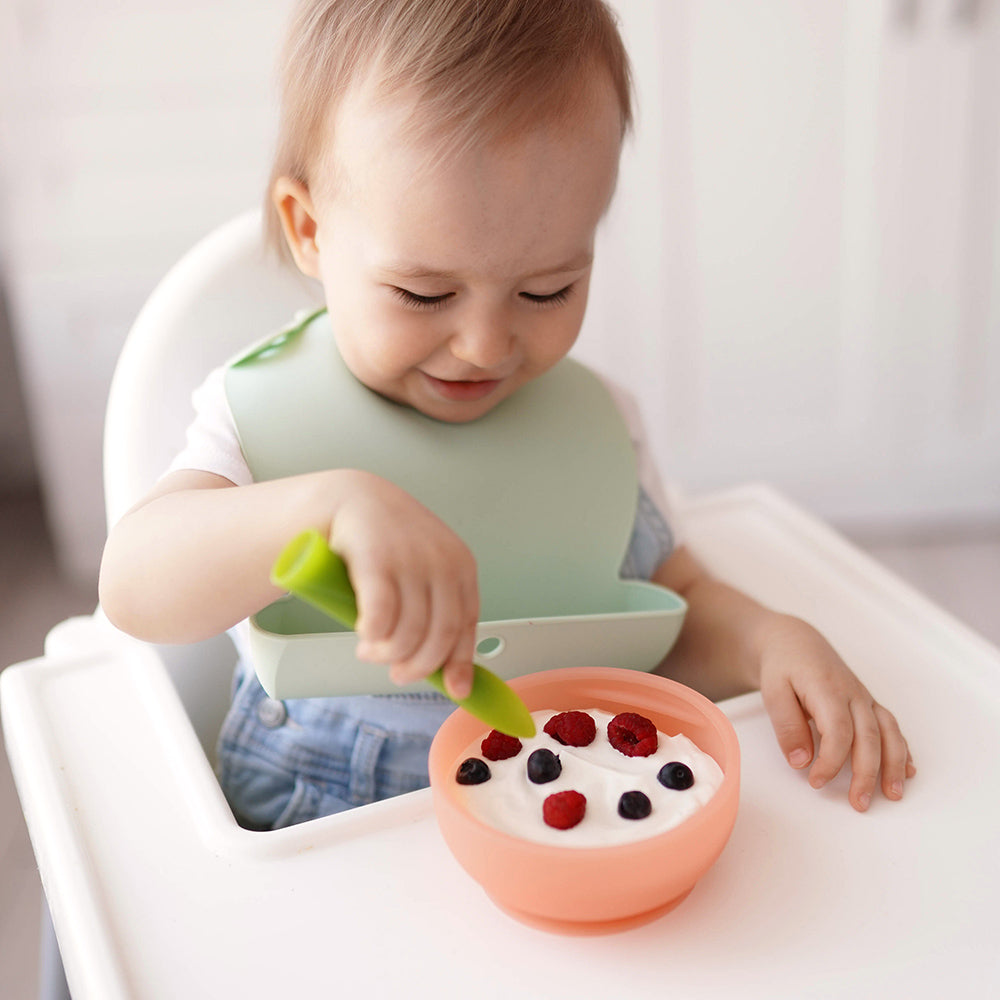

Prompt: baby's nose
xmin=449 ymin=315 xmax=513 ymax=369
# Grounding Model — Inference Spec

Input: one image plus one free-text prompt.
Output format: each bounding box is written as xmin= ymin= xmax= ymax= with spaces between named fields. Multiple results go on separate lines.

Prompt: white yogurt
xmin=453 ymin=708 xmax=724 ymax=847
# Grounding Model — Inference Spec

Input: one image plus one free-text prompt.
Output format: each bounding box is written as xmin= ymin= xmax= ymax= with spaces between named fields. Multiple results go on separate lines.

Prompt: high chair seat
xmin=3 ymin=211 xmax=998 ymax=998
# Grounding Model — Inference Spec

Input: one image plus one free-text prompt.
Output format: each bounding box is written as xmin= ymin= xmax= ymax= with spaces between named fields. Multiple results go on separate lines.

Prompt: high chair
xmin=98 ymin=209 xmax=323 ymax=758
xmin=4 ymin=214 xmax=999 ymax=1000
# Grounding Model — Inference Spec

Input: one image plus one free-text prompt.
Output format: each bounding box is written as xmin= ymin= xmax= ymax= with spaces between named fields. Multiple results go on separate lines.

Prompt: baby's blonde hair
xmin=266 ymin=0 xmax=633 ymax=258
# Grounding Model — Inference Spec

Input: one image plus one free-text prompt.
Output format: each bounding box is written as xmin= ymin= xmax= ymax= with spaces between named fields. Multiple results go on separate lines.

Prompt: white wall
xmin=1 ymin=0 xmax=998 ymax=582
xmin=0 ymin=0 xmax=297 ymax=579
xmin=580 ymin=0 xmax=1000 ymax=528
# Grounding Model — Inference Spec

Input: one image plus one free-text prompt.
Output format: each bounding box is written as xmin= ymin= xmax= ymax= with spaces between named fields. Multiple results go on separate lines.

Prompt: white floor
xmin=1 ymin=491 xmax=997 ymax=1000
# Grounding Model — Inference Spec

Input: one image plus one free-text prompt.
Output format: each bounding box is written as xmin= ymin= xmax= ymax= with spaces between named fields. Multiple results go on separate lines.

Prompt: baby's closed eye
xmin=391 ymin=287 xmax=454 ymax=310
xmin=519 ymin=284 xmax=575 ymax=307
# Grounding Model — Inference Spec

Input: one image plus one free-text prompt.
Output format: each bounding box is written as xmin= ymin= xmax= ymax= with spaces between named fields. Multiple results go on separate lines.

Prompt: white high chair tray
xmin=4 ymin=486 xmax=999 ymax=999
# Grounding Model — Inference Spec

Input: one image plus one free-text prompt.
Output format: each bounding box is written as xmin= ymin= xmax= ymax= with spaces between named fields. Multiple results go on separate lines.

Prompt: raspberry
xmin=607 ymin=712 xmax=658 ymax=757
xmin=617 ymin=790 xmax=652 ymax=820
xmin=657 ymin=761 xmax=694 ymax=790
xmin=480 ymin=730 xmax=523 ymax=761
xmin=542 ymin=790 xmax=587 ymax=830
xmin=526 ymin=748 xmax=561 ymax=784
xmin=456 ymin=758 xmax=491 ymax=785
xmin=543 ymin=711 xmax=596 ymax=747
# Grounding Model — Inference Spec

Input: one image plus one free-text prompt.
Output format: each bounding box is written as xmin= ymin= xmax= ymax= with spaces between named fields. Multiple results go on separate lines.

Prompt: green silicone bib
xmin=225 ymin=310 xmax=685 ymax=698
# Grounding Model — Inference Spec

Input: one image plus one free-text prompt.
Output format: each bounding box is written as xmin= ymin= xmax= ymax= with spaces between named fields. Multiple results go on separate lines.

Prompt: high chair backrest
xmin=104 ymin=210 xmax=322 ymax=527
xmin=102 ymin=210 xmax=323 ymax=757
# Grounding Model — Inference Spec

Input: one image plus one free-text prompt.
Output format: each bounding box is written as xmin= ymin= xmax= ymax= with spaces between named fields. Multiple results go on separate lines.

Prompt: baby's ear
xmin=272 ymin=177 xmax=321 ymax=278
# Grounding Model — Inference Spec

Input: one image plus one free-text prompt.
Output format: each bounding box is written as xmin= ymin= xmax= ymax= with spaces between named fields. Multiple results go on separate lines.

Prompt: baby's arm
xmin=651 ymin=546 xmax=915 ymax=812
xmin=98 ymin=468 xmax=478 ymax=698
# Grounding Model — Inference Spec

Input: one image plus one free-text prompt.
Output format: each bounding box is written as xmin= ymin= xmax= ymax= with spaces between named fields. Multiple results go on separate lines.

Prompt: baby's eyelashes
xmin=389 ymin=284 xmax=577 ymax=311
xmin=391 ymin=287 xmax=453 ymax=310
xmin=519 ymin=284 xmax=575 ymax=307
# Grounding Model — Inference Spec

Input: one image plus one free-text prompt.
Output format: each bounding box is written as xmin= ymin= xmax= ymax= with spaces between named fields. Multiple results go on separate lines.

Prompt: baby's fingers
xmin=761 ymin=679 xmax=815 ymax=772
xmin=805 ymin=706 xmax=854 ymax=792
xmin=352 ymin=565 xmax=400 ymax=652
xmin=387 ymin=571 xmax=478 ymax=697
xmin=387 ymin=598 xmax=462 ymax=688
xmin=844 ymin=702 xmax=883 ymax=812
xmin=374 ymin=575 xmax=432 ymax=669
xmin=437 ymin=628 xmax=478 ymax=702
xmin=875 ymin=703 xmax=915 ymax=801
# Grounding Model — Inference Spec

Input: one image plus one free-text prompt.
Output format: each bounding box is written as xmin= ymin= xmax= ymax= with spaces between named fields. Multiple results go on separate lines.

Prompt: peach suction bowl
xmin=428 ymin=667 xmax=741 ymax=935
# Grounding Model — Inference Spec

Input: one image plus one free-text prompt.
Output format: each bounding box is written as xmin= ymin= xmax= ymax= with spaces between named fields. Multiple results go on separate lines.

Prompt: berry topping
xmin=455 ymin=758 xmax=491 ymax=785
xmin=480 ymin=730 xmax=523 ymax=761
xmin=542 ymin=790 xmax=587 ymax=830
xmin=526 ymin=748 xmax=562 ymax=784
xmin=607 ymin=712 xmax=659 ymax=757
xmin=543 ymin=710 xmax=597 ymax=747
xmin=617 ymin=790 xmax=652 ymax=820
xmin=657 ymin=761 xmax=695 ymax=790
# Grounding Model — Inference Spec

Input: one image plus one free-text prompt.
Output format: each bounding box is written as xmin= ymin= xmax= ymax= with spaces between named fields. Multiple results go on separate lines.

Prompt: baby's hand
xmin=757 ymin=616 xmax=915 ymax=812
xmin=329 ymin=471 xmax=479 ymax=700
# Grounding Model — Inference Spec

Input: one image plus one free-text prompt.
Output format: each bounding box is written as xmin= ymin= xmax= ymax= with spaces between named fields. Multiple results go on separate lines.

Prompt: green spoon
xmin=270 ymin=529 xmax=536 ymax=738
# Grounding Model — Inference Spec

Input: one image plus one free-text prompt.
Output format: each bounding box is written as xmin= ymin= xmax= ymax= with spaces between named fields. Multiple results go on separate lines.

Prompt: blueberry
xmin=618 ymin=790 xmax=652 ymax=820
xmin=456 ymin=757 xmax=491 ymax=785
xmin=657 ymin=761 xmax=694 ymax=790
xmin=527 ymin=748 xmax=562 ymax=784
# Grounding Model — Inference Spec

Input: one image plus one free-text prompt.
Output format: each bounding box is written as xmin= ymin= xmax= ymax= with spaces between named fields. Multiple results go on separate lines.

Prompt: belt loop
xmin=349 ymin=723 xmax=388 ymax=805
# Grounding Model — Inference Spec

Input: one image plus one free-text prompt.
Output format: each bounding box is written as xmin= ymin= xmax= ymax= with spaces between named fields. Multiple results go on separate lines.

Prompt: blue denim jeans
xmin=216 ymin=662 xmax=455 ymax=830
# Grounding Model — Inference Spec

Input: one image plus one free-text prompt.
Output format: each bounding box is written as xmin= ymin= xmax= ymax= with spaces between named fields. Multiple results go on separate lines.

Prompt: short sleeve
xmin=165 ymin=366 xmax=253 ymax=486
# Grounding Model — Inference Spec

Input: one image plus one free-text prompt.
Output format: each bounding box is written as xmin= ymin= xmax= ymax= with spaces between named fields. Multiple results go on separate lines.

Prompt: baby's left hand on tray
xmin=757 ymin=615 xmax=916 ymax=812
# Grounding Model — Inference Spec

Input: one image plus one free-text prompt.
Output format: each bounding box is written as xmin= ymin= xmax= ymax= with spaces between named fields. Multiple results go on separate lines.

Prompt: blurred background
xmin=0 ymin=1 xmax=998 ymax=996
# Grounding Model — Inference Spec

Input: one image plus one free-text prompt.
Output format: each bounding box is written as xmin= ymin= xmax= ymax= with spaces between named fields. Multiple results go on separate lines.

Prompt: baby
xmin=99 ymin=0 xmax=913 ymax=827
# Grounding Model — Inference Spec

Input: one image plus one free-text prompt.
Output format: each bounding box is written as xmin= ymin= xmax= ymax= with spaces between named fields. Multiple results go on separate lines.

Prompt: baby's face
xmin=285 ymin=76 xmax=622 ymax=422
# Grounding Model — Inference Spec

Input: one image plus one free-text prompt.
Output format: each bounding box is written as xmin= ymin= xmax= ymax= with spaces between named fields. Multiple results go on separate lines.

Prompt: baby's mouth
xmin=422 ymin=373 xmax=504 ymax=402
